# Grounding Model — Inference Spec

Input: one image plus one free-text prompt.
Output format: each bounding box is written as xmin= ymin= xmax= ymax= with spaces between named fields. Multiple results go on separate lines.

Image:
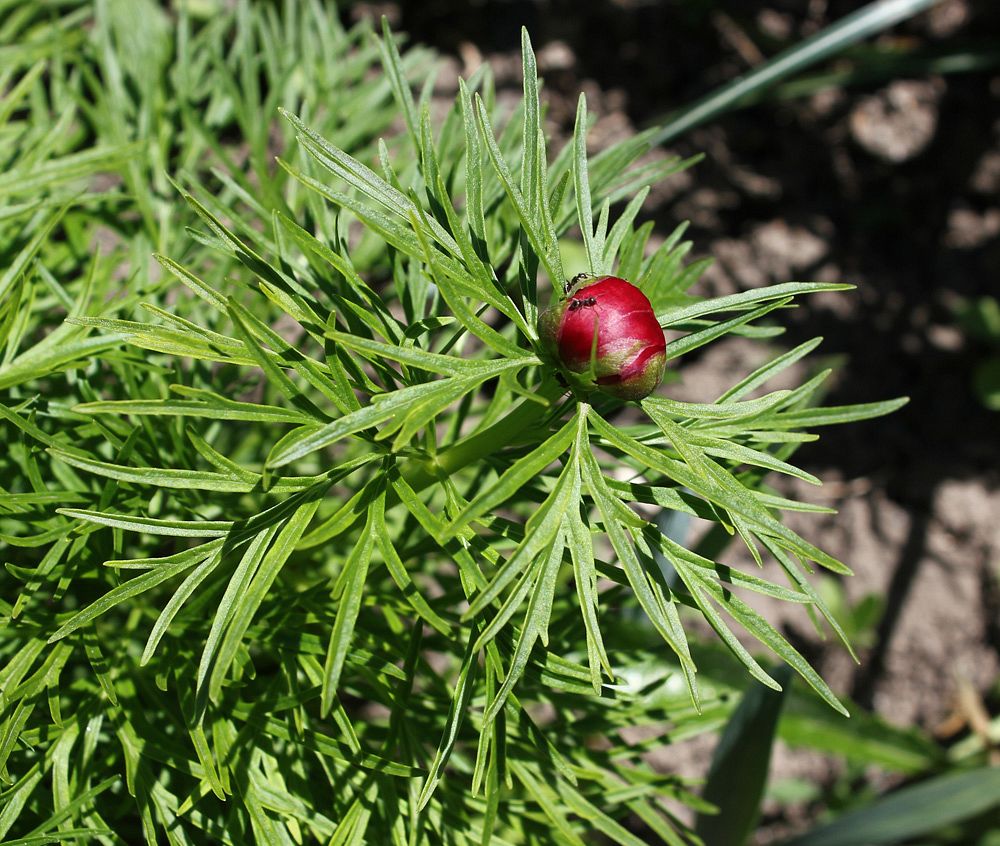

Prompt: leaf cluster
xmin=0 ymin=5 xmax=909 ymax=844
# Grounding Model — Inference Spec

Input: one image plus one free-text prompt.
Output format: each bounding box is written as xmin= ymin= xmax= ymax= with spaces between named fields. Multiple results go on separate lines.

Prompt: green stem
xmin=401 ymin=376 xmax=567 ymax=492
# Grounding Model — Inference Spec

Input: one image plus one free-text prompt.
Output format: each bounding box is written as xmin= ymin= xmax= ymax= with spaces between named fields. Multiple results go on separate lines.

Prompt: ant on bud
xmin=538 ymin=275 xmax=667 ymax=400
xmin=563 ymin=272 xmax=593 ymax=295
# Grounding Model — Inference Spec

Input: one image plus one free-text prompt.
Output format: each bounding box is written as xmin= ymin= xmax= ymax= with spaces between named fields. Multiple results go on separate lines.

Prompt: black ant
xmin=563 ymin=272 xmax=593 ymax=295
xmin=568 ymin=296 xmax=597 ymax=311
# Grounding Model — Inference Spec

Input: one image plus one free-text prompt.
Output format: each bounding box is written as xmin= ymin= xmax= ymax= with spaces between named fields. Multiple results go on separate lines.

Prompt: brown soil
xmin=359 ymin=0 xmax=1000 ymax=837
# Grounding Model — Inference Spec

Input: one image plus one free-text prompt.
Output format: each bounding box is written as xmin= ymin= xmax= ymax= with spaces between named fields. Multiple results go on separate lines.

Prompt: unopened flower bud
xmin=538 ymin=275 xmax=666 ymax=401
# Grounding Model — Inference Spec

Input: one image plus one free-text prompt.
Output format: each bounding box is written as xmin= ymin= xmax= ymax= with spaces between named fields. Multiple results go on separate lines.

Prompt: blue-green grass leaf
xmin=783 ymin=766 xmax=1000 ymax=846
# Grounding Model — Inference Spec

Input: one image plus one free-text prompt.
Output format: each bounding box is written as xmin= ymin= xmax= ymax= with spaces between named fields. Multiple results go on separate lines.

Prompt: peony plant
xmin=0 ymin=13 xmax=910 ymax=845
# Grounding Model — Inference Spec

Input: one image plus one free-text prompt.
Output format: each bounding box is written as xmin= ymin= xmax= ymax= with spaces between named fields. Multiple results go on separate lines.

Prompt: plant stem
xmin=401 ymin=376 xmax=567 ymax=492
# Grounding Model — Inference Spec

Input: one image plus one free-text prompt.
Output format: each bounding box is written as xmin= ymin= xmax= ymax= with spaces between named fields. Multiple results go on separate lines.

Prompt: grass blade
xmin=649 ymin=0 xmax=941 ymax=145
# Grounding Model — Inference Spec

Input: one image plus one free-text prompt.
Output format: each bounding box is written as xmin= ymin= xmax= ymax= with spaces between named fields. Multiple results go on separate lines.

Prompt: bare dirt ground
xmin=359 ymin=0 xmax=1000 ymax=837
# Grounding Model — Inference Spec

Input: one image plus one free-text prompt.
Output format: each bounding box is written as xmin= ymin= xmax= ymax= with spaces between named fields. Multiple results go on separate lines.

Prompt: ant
xmin=563 ymin=272 xmax=593 ymax=295
xmin=568 ymin=296 xmax=597 ymax=311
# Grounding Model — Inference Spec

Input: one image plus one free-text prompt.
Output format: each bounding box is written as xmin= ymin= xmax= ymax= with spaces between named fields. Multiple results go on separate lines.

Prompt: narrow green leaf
xmin=644 ymin=391 xmax=792 ymax=423
xmin=465 ymin=457 xmax=577 ymax=627
xmin=659 ymin=282 xmax=852 ymax=327
xmin=689 ymin=564 xmax=847 ymax=715
xmin=669 ymin=557 xmax=781 ymax=692
xmin=665 ymin=298 xmax=792 ymax=362
xmin=602 ymin=188 xmax=649 ymax=275
xmin=474 ymin=94 xmax=564 ymax=286
xmin=695 ymin=666 xmax=792 ymax=846
xmin=230 ymin=707 xmax=423 ymax=778
xmin=685 ymin=432 xmax=821 ymax=486
xmin=568 ymin=407 xmax=612 ymax=693
xmin=769 ymin=397 xmax=910 ymax=429
xmin=572 ymin=94 xmax=598 ymax=274
xmin=274 ymin=210 xmax=400 ymax=342
xmin=417 ymin=635 xmax=478 ymax=810
xmin=267 ymin=357 xmax=533 ymax=468
xmin=322 ymin=488 xmax=380 ymax=715
xmin=48 ymin=550 xmax=209 ymax=643
xmin=327 ymin=330 xmax=529 ymax=377
xmin=445 ymin=416 xmax=575 ymax=536
xmin=718 ymin=337 xmax=823 ymax=403
xmin=141 ymin=549 xmax=223 ymax=665
xmin=226 ymin=297 xmax=330 ymax=422
xmin=282 ymin=108 xmax=460 ymax=257
xmin=74 ymin=397 xmax=314 ymax=425
xmin=483 ymin=527 xmax=564 ymax=727
xmin=49 ymin=448 xmax=258 ymax=493
xmin=512 ymin=763 xmax=589 ymax=846
xmin=581 ymin=418 xmax=698 ymax=688
xmin=783 ymin=766 xmax=1000 ymax=846
xmin=762 ymin=537 xmax=857 ymax=661
xmin=375 ymin=17 xmax=419 ymax=152
xmin=153 ymin=254 xmax=228 ymax=312
xmin=208 ymin=499 xmax=320 ymax=706
xmin=595 ymin=413 xmax=850 ymax=575
xmin=458 ymin=78 xmax=487 ymax=254
xmin=66 ymin=317 xmax=255 ymax=366
xmin=0 ymin=333 xmax=128 ymax=392
xmin=373 ymin=503 xmax=451 ymax=636
xmin=520 ymin=27 xmax=539 ymax=218
xmin=0 ymin=144 xmax=137 ymax=200
xmin=56 ymin=509 xmax=232 ymax=537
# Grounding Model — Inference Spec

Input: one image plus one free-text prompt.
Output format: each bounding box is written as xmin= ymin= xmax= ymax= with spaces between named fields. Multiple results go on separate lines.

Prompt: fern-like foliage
xmin=0 ymin=12 xmax=907 ymax=845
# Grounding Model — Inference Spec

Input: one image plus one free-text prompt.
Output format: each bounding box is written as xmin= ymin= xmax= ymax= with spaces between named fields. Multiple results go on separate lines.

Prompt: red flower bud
xmin=538 ymin=275 xmax=667 ymax=401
